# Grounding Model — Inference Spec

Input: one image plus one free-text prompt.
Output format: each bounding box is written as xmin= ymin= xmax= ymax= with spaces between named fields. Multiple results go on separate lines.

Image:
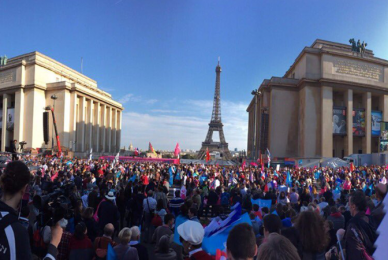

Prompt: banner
xmin=251 ymin=198 xmax=272 ymax=209
xmin=380 ymin=122 xmax=388 ymax=152
xmin=333 ymin=107 xmax=346 ymax=135
xmin=372 ymin=111 xmax=382 ymax=136
xmin=353 ymin=109 xmax=365 ymax=136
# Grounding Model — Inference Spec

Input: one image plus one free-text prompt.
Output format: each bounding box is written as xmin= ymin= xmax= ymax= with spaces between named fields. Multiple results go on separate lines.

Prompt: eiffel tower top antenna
xmin=218 ymin=56 xmax=220 ymax=65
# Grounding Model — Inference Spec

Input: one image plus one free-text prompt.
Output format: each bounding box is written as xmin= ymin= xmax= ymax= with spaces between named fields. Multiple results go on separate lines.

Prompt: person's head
xmin=0 ymin=161 xmax=31 ymax=209
xmin=157 ymin=235 xmax=171 ymax=254
xmin=104 ymin=223 xmax=114 ymax=237
xmin=294 ymin=211 xmax=329 ymax=253
xmin=130 ymin=226 xmax=140 ymax=241
xmin=147 ymin=190 xmax=153 ymax=197
xmin=375 ymin=183 xmax=387 ymax=202
xmin=349 ymin=190 xmax=367 ymax=216
xmin=227 ymin=223 xmax=257 ymax=260
xmin=188 ymin=207 xmax=198 ymax=219
xmin=330 ymin=206 xmax=338 ymax=214
xmin=118 ymin=227 xmax=132 ymax=245
xmin=175 ymin=190 xmax=181 ymax=198
xmin=257 ymin=233 xmax=300 ymax=260
xmin=82 ymin=207 xmax=94 ymax=219
xmin=74 ymin=222 xmax=87 ymax=240
xmin=164 ymin=213 xmax=175 ymax=227
xmin=253 ymin=204 xmax=259 ymax=212
xmin=262 ymin=214 xmax=282 ymax=237
xmin=178 ymin=220 xmax=205 ymax=254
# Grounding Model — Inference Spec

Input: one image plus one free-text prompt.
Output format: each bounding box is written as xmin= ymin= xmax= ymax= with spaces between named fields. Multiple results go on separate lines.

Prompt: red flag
xmin=174 ymin=143 xmax=181 ymax=157
xmin=216 ymin=249 xmax=227 ymax=260
xmin=242 ymin=160 xmax=246 ymax=171
xmin=206 ymin=148 xmax=210 ymax=163
xmin=264 ymin=183 xmax=269 ymax=192
xmin=261 ymin=154 xmax=264 ymax=172
xmin=350 ymin=163 xmax=355 ymax=172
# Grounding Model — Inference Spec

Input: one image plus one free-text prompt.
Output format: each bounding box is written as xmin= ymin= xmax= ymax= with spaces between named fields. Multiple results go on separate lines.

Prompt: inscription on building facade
xmin=0 ymin=71 xmax=15 ymax=84
xmin=333 ymin=58 xmax=383 ymax=81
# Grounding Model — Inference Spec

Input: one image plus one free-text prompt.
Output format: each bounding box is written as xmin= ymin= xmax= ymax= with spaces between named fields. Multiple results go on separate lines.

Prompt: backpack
xmin=95 ymin=237 xmax=108 ymax=260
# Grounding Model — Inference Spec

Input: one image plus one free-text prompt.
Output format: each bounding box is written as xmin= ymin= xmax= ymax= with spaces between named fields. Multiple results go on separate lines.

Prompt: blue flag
xmin=251 ymin=199 xmax=272 ymax=209
xmin=173 ymin=215 xmax=188 ymax=245
xmin=286 ymin=171 xmax=292 ymax=186
xmin=202 ymin=213 xmax=252 ymax=255
xmin=129 ymin=174 xmax=137 ymax=183
xmin=107 ymin=243 xmax=118 ymax=260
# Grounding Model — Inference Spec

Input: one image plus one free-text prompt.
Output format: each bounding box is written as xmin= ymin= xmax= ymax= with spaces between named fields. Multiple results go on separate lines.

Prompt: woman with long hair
xmin=294 ymin=211 xmax=329 ymax=260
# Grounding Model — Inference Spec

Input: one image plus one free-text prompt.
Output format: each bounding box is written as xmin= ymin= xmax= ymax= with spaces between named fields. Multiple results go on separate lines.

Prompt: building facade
xmin=247 ymin=39 xmax=388 ymax=159
xmin=0 ymin=52 xmax=123 ymax=155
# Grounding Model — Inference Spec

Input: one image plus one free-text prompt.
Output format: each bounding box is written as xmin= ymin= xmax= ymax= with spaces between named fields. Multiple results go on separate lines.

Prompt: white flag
xmin=111 ymin=152 xmax=120 ymax=169
xmin=89 ymin=148 xmax=93 ymax=161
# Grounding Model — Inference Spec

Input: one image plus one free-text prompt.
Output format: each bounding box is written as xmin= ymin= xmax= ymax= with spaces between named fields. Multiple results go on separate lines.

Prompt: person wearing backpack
xmin=0 ymin=161 xmax=62 ymax=260
xmin=345 ymin=190 xmax=378 ymax=260
xmin=94 ymin=223 xmax=117 ymax=260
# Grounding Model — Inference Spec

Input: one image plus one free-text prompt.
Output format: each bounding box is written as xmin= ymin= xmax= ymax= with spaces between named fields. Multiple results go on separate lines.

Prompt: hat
xmin=105 ymin=191 xmax=116 ymax=200
xmin=177 ymin=220 xmax=204 ymax=245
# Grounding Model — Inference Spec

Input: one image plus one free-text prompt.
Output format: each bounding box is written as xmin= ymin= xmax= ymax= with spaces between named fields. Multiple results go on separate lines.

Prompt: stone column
xmin=86 ymin=99 xmax=93 ymax=151
xmin=93 ymin=102 xmax=100 ymax=152
xmin=100 ymin=104 xmax=106 ymax=152
xmin=111 ymin=108 xmax=117 ymax=153
xmin=116 ymin=110 xmax=121 ymax=152
xmin=77 ymin=96 xmax=85 ymax=152
xmin=344 ymin=89 xmax=353 ymax=156
xmin=70 ymin=92 xmax=77 ymax=151
xmin=106 ymin=106 xmax=112 ymax=153
xmin=1 ymin=94 xmax=9 ymax=152
xmin=14 ymin=89 xmax=24 ymax=144
xmin=321 ymin=86 xmax=333 ymax=157
xmin=380 ymin=95 xmax=388 ymax=121
xmin=363 ymin=92 xmax=372 ymax=153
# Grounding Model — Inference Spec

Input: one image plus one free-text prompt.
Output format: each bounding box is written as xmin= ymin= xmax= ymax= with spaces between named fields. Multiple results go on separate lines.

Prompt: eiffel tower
xmin=197 ymin=59 xmax=232 ymax=160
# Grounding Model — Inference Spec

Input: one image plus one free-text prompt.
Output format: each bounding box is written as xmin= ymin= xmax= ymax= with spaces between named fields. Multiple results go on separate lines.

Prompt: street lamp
xmin=251 ymin=89 xmax=261 ymax=161
xmin=50 ymin=95 xmax=58 ymax=149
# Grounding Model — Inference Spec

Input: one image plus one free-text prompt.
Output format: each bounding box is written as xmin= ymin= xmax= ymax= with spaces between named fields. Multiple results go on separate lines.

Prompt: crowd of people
xmin=0 ymin=155 xmax=387 ymax=260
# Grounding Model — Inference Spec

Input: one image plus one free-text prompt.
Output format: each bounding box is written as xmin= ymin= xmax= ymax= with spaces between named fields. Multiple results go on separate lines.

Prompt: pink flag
xmin=174 ymin=143 xmax=181 ymax=157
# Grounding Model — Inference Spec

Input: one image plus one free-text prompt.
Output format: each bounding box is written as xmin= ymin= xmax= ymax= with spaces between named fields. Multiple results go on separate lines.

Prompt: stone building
xmin=0 ymin=51 xmax=123 ymax=155
xmin=247 ymin=39 xmax=388 ymax=159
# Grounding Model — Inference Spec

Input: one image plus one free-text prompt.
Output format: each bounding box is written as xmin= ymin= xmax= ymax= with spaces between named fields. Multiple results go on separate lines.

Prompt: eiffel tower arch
xmin=197 ymin=60 xmax=232 ymax=160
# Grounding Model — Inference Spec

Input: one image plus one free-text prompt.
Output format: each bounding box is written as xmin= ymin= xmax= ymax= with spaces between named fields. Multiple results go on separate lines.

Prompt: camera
xmin=33 ymin=182 xmax=75 ymax=227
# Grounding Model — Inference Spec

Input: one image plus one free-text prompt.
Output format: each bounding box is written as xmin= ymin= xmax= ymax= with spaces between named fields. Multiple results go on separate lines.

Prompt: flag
xmin=174 ymin=143 xmax=181 ymax=158
xmin=149 ymin=142 xmax=157 ymax=156
xmin=350 ymin=162 xmax=355 ymax=172
xmin=251 ymin=198 xmax=272 ymax=209
xmin=206 ymin=148 xmax=210 ymax=163
xmin=266 ymin=148 xmax=271 ymax=168
xmin=89 ymin=148 xmax=93 ymax=161
xmin=106 ymin=243 xmax=118 ymax=260
xmin=111 ymin=152 xmax=119 ymax=169
xmin=216 ymin=249 xmax=228 ymax=260
xmin=173 ymin=215 xmax=189 ymax=245
xmin=286 ymin=171 xmax=292 ymax=186
xmin=202 ymin=211 xmax=251 ymax=255
xmin=134 ymin=147 xmax=139 ymax=156
xmin=242 ymin=160 xmax=246 ymax=171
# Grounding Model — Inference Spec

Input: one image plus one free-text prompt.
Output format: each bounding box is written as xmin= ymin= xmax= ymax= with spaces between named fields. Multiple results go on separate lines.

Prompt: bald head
xmin=104 ymin=223 xmax=114 ymax=237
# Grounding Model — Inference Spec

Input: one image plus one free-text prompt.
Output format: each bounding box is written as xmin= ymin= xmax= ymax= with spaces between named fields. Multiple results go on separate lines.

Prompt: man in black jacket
xmin=10 ymin=140 xmax=17 ymax=161
xmin=97 ymin=191 xmax=120 ymax=233
xmin=0 ymin=161 xmax=62 ymax=260
xmin=345 ymin=190 xmax=377 ymax=259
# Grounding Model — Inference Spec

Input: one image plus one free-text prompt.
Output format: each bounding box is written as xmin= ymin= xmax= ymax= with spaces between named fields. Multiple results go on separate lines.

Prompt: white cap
xmin=177 ymin=220 xmax=204 ymax=245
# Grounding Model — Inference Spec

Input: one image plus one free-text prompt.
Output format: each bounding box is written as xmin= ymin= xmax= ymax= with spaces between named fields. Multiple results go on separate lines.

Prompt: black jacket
xmin=97 ymin=200 xmax=120 ymax=231
xmin=0 ymin=200 xmax=58 ymax=260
